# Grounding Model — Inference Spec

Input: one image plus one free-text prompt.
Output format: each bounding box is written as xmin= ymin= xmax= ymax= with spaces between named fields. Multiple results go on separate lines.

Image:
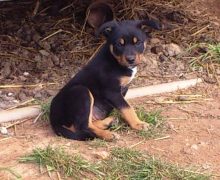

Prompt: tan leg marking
xmin=121 ymin=106 xmax=149 ymax=130
xmin=62 ymin=125 xmax=76 ymax=132
xmin=93 ymin=117 xmax=115 ymax=130
xmin=119 ymin=76 xmax=131 ymax=86
xmin=88 ymin=91 xmax=115 ymax=141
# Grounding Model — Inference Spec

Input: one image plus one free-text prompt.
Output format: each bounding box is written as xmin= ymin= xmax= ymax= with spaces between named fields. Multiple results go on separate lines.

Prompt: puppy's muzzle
xmin=126 ymin=55 xmax=136 ymax=65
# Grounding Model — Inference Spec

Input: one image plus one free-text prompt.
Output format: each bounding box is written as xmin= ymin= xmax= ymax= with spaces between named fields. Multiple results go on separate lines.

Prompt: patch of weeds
xmin=35 ymin=100 xmax=51 ymax=121
xmin=110 ymin=107 xmax=167 ymax=139
xmin=87 ymin=138 xmax=108 ymax=148
xmin=101 ymin=147 xmax=211 ymax=180
xmin=19 ymin=146 xmax=210 ymax=180
xmin=137 ymin=108 xmax=167 ymax=139
xmin=0 ymin=167 xmax=22 ymax=179
xmin=187 ymin=43 xmax=220 ymax=70
xmin=19 ymin=146 xmax=102 ymax=179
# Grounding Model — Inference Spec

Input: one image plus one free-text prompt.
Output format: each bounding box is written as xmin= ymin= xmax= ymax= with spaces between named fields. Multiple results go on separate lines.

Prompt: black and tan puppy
xmin=50 ymin=20 xmax=160 ymax=141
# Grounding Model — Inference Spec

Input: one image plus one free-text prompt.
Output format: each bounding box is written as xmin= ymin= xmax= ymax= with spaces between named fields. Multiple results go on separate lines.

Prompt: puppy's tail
xmin=52 ymin=125 xmax=97 ymax=141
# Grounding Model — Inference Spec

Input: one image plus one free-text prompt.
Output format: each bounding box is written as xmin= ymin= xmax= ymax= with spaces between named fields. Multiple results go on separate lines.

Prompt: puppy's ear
xmin=96 ymin=20 xmax=118 ymax=38
xmin=135 ymin=20 xmax=162 ymax=30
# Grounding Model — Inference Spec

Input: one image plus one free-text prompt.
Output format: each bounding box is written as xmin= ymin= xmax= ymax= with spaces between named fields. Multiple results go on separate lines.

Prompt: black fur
xmin=50 ymin=20 xmax=159 ymax=141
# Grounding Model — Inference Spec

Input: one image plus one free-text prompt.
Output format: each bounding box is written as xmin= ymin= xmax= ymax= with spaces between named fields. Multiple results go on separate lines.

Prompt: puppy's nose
xmin=126 ymin=56 xmax=135 ymax=64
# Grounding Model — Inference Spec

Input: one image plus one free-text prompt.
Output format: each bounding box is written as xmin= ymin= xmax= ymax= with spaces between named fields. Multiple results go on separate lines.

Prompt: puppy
xmin=50 ymin=20 xmax=160 ymax=141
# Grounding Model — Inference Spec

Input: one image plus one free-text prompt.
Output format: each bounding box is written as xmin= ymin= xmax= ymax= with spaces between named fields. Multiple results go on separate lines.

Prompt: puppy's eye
xmin=133 ymin=37 xmax=142 ymax=46
xmin=116 ymin=38 xmax=125 ymax=47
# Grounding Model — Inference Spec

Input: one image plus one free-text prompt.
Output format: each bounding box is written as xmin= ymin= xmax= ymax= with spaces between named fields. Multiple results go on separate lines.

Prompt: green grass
xmin=19 ymin=146 xmax=102 ymax=179
xmin=187 ymin=43 xmax=220 ymax=69
xmin=101 ymin=147 xmax=210 ymax=180
xmin=110 ymin=107 xmax=166 ymax=139
xmin=20 ymin=146 xmax=210 ymax=180
xmin=0 ymin=167 xmax=22 ymax=179
xmin=87 ymin=138 xmax=108 ymax=148
xmin=37 ymin=100 xmax=51 ymax=121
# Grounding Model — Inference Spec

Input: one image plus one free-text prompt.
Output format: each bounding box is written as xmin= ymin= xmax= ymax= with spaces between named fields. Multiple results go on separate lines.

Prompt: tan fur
xmin=88 ymin=91 xmax=114 ymax=141
xmin=62 ymin=125 xmax=76 ymax=132
xmin=119 ymin=76 xmax=131 ymax=86
xmin=110 ymin=44 xmax=129 ymax=67
xmin=133 ymin=37 xmax=138 ymax=44
xmin=120 ymin=106 xmax=149 ymax=130
xmin=119 ymin=38 xmax=125 ymax=45
xmin=93 ymin=117 xmax=115 ymax=130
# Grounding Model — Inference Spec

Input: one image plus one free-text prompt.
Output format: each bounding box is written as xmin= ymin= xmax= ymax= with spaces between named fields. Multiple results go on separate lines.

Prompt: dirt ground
xmin=0 ymin=0 xmax=220 ymax=179
xmin=0 ymin=83 xmax=220 ymax=179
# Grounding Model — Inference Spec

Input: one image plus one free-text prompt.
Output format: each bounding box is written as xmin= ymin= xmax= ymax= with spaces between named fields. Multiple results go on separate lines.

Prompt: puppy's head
xmin=97 ymin=20 xmax=160 ymax=68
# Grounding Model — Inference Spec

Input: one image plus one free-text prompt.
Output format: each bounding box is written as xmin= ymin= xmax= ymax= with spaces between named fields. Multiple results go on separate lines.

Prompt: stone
xmin=150 ymin=38 xmax=161 ymax=45
xmin=191 ymin=144 xmax=199 ymax=150
xmin=23 ymin=72 xmax=30 ymax=76
xmin=0 ymin=127 xmax=8 ymax=135
xmin=39 ymin=49 xmax=50 ymax=57
xmin=92 ymin=151 xmax=110 ymax=160
xmin=18 ymin=92 xmax=27 ymax=101
xmin=159 ymin=54 xmax=168 ymax=62
xmin=51 ymin=54 xmax=60 ymax=66
xmin=7 ymin=92 xmax=14 ymax=97
xmin=151 ymin=45 xmax=163 ymax=54
xmin=164 ymin=43 xmax=182 ymax=57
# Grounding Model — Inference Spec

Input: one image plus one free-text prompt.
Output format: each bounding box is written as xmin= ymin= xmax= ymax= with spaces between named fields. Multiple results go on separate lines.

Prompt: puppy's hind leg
xmin=88 ymin=92 xmax=116 ymax=141
xmin=93 ymin=117 xmax=116 ymax=130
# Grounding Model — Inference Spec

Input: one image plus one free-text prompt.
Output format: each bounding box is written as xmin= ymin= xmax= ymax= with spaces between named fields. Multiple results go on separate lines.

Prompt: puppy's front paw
xmin=132 ymin=122 xmax=150 ymax=131
xmin=102 ymin=131 xmax=119 ymax=141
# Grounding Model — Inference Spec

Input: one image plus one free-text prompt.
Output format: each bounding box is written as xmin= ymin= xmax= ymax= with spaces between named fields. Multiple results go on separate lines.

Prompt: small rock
xmin=150 ymin=38 xmax=161 ymax=45
xmin=51 ymin=55 xmax=60 ymax=66
xmin=46 ymin=89 xmax=57 ymax=96
xmin=32 ymin=33 xmax=41 ymax=42
xmin=23 ymin=72 xmax=30 ymax=76
xmin=151 ymin=45 xmax=163 ymax=54
xmin=191 ymin=144 xmax=199 ymax=150
xmin=7 ymin=92 xmax=14 ymax=97
xmin=38 ymin=41 xmax=51 ymax=51
xmin=39 ymin=49 xmax=50 ymax=57
xmin=34 ymin=54 xmax=41 ymax=62
xmin=216 ymin=68 xmax=220 ymax=75
xmin=164 ymin=43 xmax=182 ymax=57
xmin=1 ymin=62 xmax=11 ymax=78
xmin=19 ymin=76 xmax=27 ymax=82
xmin=159 ymin=54 xmax=168 ymax=62
xmin=18 ymin=92 xmax=27 ymax=101
xmin=204 ymin=76 xmax=217 ymax=84
xmin=34 ymin=92 xmax=42 ymax=99
xmin=92 ymin=151 xmax=110 ymax=160
xmin=0 ymin=127 xmax=8 ymax=135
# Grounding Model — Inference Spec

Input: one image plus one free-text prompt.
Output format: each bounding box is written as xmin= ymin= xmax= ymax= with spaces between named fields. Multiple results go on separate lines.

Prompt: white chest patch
xmin=129 ymin=67 xmax=137 ymax=84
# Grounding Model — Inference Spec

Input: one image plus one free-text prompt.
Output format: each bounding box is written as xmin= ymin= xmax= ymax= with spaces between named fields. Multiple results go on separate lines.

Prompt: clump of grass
xmin=101 ymin=147 xmax=211 ymax=180
xmin=87 ymin=138 xmax=108 ymax=148
xmin=0 ymin=167 xmax=22 ymax=179
xmin=137 ymin=108 xmax=167 ymax=139
xmin=40 ymin=101 xmax=51 ymax=121
xmin=188 ymin=43 xmax=220 ymax=69
xmin=34 ymin=100 xmax=51 ymax=121
xmin=19 ymin=146 xmax=102 ymax=179
xmin=110 ymin=107 xmax=166 ymax=139
xmin=20 ymin=146 xmax=210 ymax=179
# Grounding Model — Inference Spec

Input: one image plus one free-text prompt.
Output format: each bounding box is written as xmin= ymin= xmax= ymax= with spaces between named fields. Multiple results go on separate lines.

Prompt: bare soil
xmin=0 ymin=0 xmax=220 ymax=179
